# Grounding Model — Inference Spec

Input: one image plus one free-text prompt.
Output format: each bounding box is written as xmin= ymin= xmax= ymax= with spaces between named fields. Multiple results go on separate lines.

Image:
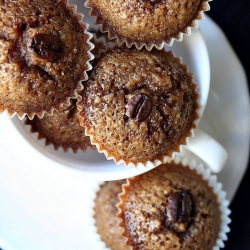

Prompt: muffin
xmin=0 ymin=0 xmax=93 ymax=119
xmin=25 ymin=99 xmax=94 ymax=153
xmin=116 ymin=159 xmax=231 ymax=250
xmin=85 ymin=0 xmax=210 ymax=50
xmin=77 ymin=46 xmax=199 ymax=167
xmin=94 ymin=180 xmax=129 ymax=250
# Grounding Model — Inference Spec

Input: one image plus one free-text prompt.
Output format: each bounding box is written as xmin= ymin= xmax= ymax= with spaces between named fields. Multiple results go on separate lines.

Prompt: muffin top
xmin=0 ymin=0 xmax=92 ymax=119
xmin=118 ymin=163 xmax=221 ymax=250
xmin=86 ymin=0 xmax=209 ymax=48
xmin=25 ymin=100 xmax=94 ymax=153
xmin=94 ymin=180 xmax=129 ymax=250
xmin=77 ymin=46 xmax=199 ymax=165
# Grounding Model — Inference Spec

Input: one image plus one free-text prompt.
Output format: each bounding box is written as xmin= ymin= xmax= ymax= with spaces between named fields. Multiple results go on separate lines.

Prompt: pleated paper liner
xmin=84 ymin=0 xmax=211 ymax=50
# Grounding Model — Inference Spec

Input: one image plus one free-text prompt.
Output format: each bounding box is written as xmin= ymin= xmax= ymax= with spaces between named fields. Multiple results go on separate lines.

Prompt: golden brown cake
xmin=85 ymin=0 xmax=210 ymax=49
xmin=117 ymin=162 xmax=222 ymax=250
xmin=0 ymin=0 xmax=93 ymax=119
xmin=94 ymin=180 xmax=129 ymax=250
xmin=25 ymin=100 xmax=94 ymax=153
xmin=77 ymin=46 xmax=199 ymax=166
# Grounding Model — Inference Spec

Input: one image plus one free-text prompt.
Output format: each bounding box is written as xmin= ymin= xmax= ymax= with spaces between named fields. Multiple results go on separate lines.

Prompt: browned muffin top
xmin=78 ymin=46 xmax=199 ymax=165
xmin=86 ymin=0 xmax=208 ymax=48
xmin=118 ymin=163 xmax=221 ymax=250
xmin=94 ymin=180 xmax=129 ymax=250
xmin=25 ymin=100 xmax=94 ymax=153
xmin=0 ymin=0 xmax=92 ymax=119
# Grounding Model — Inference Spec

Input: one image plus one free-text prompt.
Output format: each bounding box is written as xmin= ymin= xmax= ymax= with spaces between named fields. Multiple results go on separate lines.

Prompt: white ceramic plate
xmin=0 ymin=11 xmax=249 ymax=250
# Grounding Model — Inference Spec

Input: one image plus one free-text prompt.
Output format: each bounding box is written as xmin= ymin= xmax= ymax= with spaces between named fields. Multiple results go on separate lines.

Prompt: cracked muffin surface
xmin=77 ymin=46 xmax=199 ymax=165
xmin=0 ymin=0 xmax=92 ymax=119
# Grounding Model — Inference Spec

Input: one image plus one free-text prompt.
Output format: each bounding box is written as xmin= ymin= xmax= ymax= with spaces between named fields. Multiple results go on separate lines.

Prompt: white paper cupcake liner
xmin=88 ymin=32 xmax=114 ymax=60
